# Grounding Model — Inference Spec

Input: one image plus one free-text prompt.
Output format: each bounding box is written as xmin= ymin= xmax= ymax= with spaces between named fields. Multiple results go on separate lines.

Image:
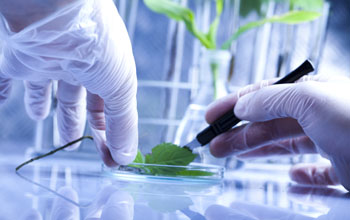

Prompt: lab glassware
xmin=174 ymin=49 xmax=240 ymax=169
xmin=103 ymin=162 xmax=225 ymax=182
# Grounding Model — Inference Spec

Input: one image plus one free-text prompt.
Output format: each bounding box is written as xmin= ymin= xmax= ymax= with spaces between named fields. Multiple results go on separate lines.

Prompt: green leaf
xmin=176 ymin=170 xmax=215 ymax=176
xmin=127 ymin=143 xmax=215 ymax=177
xmin=205 ymin=0 xmax=224 ymax=49
xmin=144 ymin=143 xmax=196 ymax=176
xmin=145 ymin=143 xmax=196 ymax=166
xmin=129 ymin=150 xmax=147 ymax=171
xmin=267 ymin=10 xmax=321 ymax=24
xmin=143 ymin=0 xmax=193 ymax=21
xmin=143 ymin=0 xmax=212 ymax=48
xmin=221 ymin=10 xmax=321 ymax=50
xmin=133 ymin=150 xmax=145 ymax=163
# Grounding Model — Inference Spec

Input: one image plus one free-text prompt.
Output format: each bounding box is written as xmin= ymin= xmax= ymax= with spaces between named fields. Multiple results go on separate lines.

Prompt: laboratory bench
xmin=0 ymin=149 xmax=349 ymax=220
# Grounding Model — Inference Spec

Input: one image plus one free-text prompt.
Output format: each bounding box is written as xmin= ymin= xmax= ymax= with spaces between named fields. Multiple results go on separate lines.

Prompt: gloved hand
xmin=205 ymin=75 xmax=350 ymax=190
xmin=0 ymin=0 xmax=138 ymax=166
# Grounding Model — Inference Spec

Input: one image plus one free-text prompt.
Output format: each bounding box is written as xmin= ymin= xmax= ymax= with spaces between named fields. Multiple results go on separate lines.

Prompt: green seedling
xmin=144 ymin=0 xmax=322 ymax=99
xmin=144 ymin=0 xmax=323 ymax=50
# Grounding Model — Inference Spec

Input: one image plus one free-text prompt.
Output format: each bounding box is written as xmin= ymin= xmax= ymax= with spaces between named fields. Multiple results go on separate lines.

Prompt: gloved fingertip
xmin=209 ymin=139 xmax=229 ymax=158
xmin=234 ymin=95 xmax=250 ymax=119
xmin=97 ymin=142 xmax=118 ymax=167
xmin=106 ymin=130 xmax=138 ymax=165
xmin=103 ymin=155 xmax=119 ymax=168
xmin=25 ymin=105 xmax=50 ymax=121
xmin=90 ymin=128 xmax=118 ymax=167
xmin=110 ymin=146 xmax=138 ymax=166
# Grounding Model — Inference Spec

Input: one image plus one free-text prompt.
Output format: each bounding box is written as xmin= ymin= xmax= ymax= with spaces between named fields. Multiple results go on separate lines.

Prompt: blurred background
xmin=0 ymin=0 xmax=349 ymax=165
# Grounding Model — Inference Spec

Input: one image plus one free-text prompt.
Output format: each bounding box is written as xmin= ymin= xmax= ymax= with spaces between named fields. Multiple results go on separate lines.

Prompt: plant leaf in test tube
xmin=143 ymin=0 xmax=224 ymax=49
xmin=221 ymin=10 xmax=321 ymax=50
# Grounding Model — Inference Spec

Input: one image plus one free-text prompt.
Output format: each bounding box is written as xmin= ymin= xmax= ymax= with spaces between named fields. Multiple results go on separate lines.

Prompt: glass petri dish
xmin=102 ymin=162 xmax=225 ymax=183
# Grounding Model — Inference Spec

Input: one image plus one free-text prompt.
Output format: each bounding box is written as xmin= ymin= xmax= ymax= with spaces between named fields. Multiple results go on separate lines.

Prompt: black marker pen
xmin=184 ymin=60 xmax=314 ymax=150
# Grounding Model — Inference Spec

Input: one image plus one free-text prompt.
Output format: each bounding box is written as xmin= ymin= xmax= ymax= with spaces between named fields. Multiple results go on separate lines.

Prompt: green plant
xmin=144 ymin=0 xmax=322 ymax=99
xmin=130 ymin=143 xmax=214 ymax=176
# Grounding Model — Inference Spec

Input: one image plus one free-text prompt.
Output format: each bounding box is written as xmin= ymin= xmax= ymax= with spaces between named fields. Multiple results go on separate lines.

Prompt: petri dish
xmin=102 ymin=162 xmax=225 ymax=183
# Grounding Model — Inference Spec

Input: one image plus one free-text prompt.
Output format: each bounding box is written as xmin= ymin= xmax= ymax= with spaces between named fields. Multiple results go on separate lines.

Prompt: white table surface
xmin=1 ymin=150 xmax=349 ymax=220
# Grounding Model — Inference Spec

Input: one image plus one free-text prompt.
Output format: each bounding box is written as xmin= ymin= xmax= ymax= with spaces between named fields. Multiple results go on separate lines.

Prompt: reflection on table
xmin=1 ymin=156 xmax=349 ymax=219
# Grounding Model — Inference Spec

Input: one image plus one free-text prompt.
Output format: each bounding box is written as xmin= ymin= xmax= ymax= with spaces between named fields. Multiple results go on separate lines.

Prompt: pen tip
xmin=305 ymin=59 xmax=315 ymax=72
xmin=183 ymin=146 xmax=193 ymax=153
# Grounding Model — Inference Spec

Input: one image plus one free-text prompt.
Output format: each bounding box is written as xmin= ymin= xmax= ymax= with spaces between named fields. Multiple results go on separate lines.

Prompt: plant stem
xmin=210 ymin=62 xmax=219 ymax=100
xmin=15 ymin=136 xmax=94 ymax=172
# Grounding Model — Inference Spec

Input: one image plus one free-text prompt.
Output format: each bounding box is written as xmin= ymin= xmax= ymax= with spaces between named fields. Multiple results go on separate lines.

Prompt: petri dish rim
xmin=102 ymin=162 xmax=225 ymax=183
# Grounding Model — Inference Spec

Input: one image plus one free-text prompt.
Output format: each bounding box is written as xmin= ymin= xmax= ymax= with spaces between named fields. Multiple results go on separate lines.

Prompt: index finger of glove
xmin=205 ymin=74 xmax=335 ymax=124
xmin=233 ymin=75 xmax=341 ymax=122
xmin=56 ymin=81 xmax=87 ymax=150
xmin=83 ymin=59 xmax=138 ymax=166
xmin=73 ymin=7 xmax=138 ymax=166
xmin=205 ymin=78 xmax=278 ymax=124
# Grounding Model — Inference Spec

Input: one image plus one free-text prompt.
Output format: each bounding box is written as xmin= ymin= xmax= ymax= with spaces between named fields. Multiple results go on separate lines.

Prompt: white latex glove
xmin=0 ymin=0 xmax=138 ymax=166
xmin=205 ymin=75 xmax=350 ymax=190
